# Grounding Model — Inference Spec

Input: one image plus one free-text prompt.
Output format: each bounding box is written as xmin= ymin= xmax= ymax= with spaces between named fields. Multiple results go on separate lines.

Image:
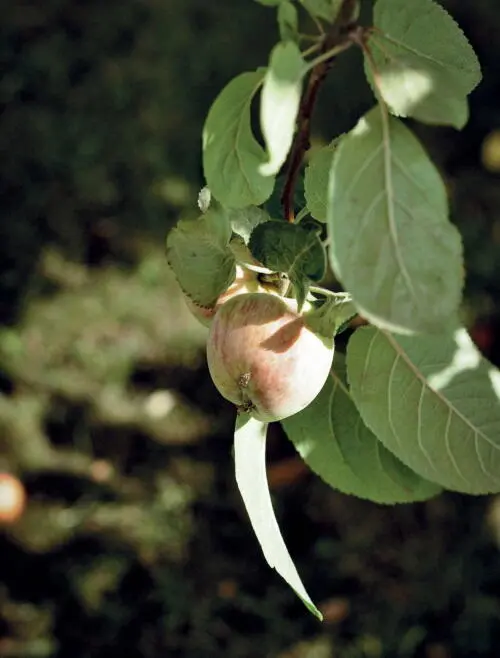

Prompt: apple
xmin=0 ymin=473 xmax=26 ymax=524
xmin=207 ymin=292 xmax=334 ymax=422
xmin=184 ymin=265 xmax=271 ymax=327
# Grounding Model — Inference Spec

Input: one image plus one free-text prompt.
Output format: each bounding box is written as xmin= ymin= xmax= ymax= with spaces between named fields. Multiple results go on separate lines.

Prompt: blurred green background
xmin=1 ymin=1 xmax=500 ymax=656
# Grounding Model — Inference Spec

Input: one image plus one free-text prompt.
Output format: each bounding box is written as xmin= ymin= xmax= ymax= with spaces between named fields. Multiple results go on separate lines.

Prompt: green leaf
xmin=202 ymin=70 xmax=275 ymax=208
xmin=249 ymin=221 xmax=326 ymax=308
xmin=306 ymin=292 xmax=357 ymax=338
xmin=264 ymin=172 xmax=306 ymax=220
xmin=327 ymin=106 xmax=463 ymax=334
xmin=304 ymin=142 xmax=338 ymax=222
xmin=278 ymin=1 xmax=299 ymax=41
xmin=228 ymin=206 xmax=271 ymax=244
xmin=260 ymin=42 xmax=305 ymax=177
xmin=234 ymin=415 xmax=322 ymax=619
xmin=298 ymin=0 xmax=343 ymax=23
xmin=347 ymin=326 xmax=500 ymax=495
xmin=255 ymin=0 xmax=282 ymax=5
xmin=166 ymin=208 xmax=236 ymax=306
xmin=282 ymin=355 xmax=440 ymax=504
xmin=366 ymin=0 xmax=481 ymax=129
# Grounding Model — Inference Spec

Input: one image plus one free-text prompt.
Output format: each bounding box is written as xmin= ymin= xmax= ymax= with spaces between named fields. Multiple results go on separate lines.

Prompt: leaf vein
xmin=416 ymin=384 xmax=438 ymax=475
xmin=384 ymin=331 xmax=500 ymax=478
xmin=381 ymin=108 xmax=418 ymax=305
xmin=443 ymin=405 xmax=470 ymax=487
xmin=338 ymin=142 xmax=383 ymax=206
xmin=387 ymin=353 xmax=403 ymax=453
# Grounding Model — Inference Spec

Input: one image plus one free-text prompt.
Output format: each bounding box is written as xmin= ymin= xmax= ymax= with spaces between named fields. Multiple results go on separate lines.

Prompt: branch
xmin=281 ymin=3 xmax=359 ymax=222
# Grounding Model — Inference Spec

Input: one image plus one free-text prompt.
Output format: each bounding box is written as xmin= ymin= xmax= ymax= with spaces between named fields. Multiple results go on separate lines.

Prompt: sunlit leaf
xmin=260 ymin=42 xmax=304 ymax=176
xmin=347 ymin=326 xmax=500 ymax=494
xmin=327 ymin=107 xmax=463 ymax=334
xmin=366 ymin=0 xmax=481 ymax=128
xmin=202 ymin=70 xmax=274 ymax=208
xmin=234 ymin=414 xmax=322 ymax=618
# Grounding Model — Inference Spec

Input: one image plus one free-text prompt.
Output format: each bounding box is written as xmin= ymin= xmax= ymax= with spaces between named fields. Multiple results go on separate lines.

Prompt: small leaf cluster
xmin=166 ymin=0 xmax=499 ymax=617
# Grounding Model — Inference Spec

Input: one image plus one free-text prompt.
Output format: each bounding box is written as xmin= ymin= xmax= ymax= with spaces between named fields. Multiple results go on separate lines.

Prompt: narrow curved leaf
xmin=366 ymin=0 xmax=481 ymax=128
xmin=234 ymin=415 xmax=322 ymax=619
xmin=282 ymin=356 xmax=440 ymax=504
xmin=260 ymin=41 xmax=304 ymax=176
xmin=202 ymin=70 xmax=274 ymax=208
xmin=347 ymin=326 xmax=500 ymax=495
xmin=166 ymin=209 xmax=235 ymax=306
xmin=327 ymin=107 xmax=463 ymax=334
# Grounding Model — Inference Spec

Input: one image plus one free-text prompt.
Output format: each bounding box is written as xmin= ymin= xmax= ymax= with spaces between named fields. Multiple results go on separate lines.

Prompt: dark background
xmin=1 ymin=1 xmax=500 ymax=656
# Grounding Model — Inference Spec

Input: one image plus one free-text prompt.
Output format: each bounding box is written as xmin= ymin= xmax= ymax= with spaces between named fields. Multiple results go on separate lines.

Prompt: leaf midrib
xmin=379 ymin=108 xmax=418 ymax=305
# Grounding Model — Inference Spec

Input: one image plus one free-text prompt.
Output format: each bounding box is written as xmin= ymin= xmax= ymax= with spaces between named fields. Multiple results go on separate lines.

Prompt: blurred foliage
xmin=1 ymin=0 xmax=500 ymax=657
xmin=0 ymin=0 xmax=276 ymax=323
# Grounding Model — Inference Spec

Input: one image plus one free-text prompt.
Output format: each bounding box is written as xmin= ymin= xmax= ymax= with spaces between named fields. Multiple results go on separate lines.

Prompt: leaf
xmin=304 ymin=141 xmax=338 ymax=222
xmin=202 ymin=70 xmax=274 ymax=208
xmin=282 ymin=355 xmax=440 ymax=503
xmin=255 ymin=0 xmax=282 ymax=5
xmin=298 ymin=0 xmax=343 ymax=23
xmin=327 ymin=106 xmax=463 ymax=335
xmin=228 ymin=206 xmax=271 ymax=244
xmin=249 ymin=221 xmax=326 ymax=308
xmin=264 ymin=172 xmax=306 ymax=220
xmin=260 ymin=42 xmax=304 ymax=177
xmin=366 ymin=0 xmax=481 ymax=129
xmin=347 ymin=326 xmax=500 ymax=495
xmin=234 ymin=414 xmax=322 ymax=619
xmin=229 ymin=237 xmax=273 ymax=275
xmin=306 ymin=292 xmax=357 ymax=338
xmin=278 ymin=1 xmax=299 ymax=42
xmin=166 ymin=208 xmax=236 ymax=306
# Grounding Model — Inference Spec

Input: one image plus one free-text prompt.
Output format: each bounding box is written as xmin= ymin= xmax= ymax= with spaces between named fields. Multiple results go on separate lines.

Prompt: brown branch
xmin=281 ymin=2 xmax=359 ymax=222
xmin=281 ymin=57 xmax=332 ymax=222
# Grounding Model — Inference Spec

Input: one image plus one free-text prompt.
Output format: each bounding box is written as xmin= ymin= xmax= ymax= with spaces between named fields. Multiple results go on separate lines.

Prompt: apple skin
xmin=184 ymin=265 xmax=270 ymax=327
xmin=0 ymin=473 xmax=26 ymax=524
xmin=207 ymin=292 xmax=334 ymax=422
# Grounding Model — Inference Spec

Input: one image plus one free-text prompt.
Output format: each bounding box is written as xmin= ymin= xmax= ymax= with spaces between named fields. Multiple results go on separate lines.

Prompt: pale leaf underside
xmin=234 ymin=415 xmax=322 ymax=619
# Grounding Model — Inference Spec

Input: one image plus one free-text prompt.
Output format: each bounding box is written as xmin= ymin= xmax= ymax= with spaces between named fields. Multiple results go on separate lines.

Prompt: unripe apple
xmin=184 ymin=265 xmax=270 ymax=327
xmin=207 ymin=292 xmax=334 ymax=422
